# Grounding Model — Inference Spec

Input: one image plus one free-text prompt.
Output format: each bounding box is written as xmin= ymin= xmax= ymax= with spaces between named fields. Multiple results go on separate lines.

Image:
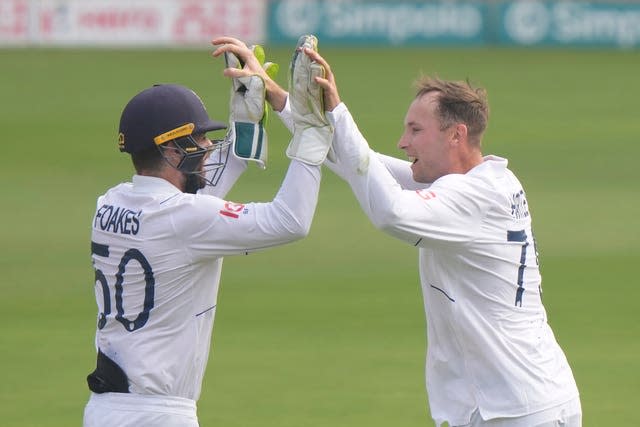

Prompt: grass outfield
xmin=1 ymin=46 xmax=638 ymax=426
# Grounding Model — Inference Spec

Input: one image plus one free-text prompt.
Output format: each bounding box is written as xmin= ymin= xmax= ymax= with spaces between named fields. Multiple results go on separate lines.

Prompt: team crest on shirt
xmin=219 ymin=201 xmax=246 ymax=219
xmin=415 ymin=189 xmax=436 ymax=201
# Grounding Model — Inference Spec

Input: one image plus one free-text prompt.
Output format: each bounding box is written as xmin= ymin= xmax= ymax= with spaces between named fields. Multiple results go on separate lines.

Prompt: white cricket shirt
xmin=90 ymin=148 xmax=320 ymax=401
xmin=325 ymin=103 xmax=579 ymax=426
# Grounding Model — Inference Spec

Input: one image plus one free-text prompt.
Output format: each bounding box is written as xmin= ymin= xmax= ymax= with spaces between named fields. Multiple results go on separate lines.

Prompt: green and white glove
xmin=286 ymin=35 xmax=334 ymax=166
xmin=225 ymin=45 xmax=279 ymax=169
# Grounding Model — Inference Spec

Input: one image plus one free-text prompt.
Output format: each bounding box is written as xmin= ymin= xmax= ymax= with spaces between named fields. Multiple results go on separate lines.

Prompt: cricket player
xmin=83 ymin=40 xmax=333 ymax=426
xmin=261 ymin=38 xmax=581 ymax=427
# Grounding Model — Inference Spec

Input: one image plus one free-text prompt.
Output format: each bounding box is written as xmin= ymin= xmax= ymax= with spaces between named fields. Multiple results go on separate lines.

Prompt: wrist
xmin=265 ymin=82 xmax=287 ymax=112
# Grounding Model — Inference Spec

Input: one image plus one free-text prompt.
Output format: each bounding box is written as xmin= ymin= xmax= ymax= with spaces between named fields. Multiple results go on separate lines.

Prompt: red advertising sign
xmin=0 ymin=0 xmax=29 ymax=42
xmin=0 ymin=0 xmax=265 ymax=46
xmin=173 ymin=1 xmax=265 ymax=43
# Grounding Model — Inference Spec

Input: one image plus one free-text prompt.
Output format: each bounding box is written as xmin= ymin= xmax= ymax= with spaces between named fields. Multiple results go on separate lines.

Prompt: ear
xmin=450 ymin=123 xmax=468 ymax=145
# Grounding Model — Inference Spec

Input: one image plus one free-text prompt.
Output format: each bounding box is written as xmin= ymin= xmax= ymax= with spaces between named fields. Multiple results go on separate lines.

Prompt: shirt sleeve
xmin=326 ymin=103 xmax=485 ymax=247
xmin=375 ymin=153 xmax=428 ymax=191
xmin=275 ymin=95 xmax=294 ymax=134
xmin=199 ymin=144 xmax=248 ymax=199
xmin=185 ymin=160 xmax=321 ymax=258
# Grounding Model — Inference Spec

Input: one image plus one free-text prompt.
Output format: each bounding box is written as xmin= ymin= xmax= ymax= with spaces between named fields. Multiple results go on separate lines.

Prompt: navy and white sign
xmin=268 ymin=0 xmax=488 ymax=45
xmin=500 ymin=1 xmax=640 ymax=48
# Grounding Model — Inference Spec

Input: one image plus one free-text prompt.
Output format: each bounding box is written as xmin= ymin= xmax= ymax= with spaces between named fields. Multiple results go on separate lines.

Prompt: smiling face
xmin=398 ymin=91 xmax=455 ymax=183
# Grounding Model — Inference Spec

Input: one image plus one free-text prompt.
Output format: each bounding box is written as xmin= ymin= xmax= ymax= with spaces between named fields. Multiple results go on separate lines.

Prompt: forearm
xmin=325 ymin=103 xmax=424 ymax=243
xmin=325 ymin=102 xmax=374 ymax=179
xmin=257 ymin=160 xmax=321 ymax=243
xmin=274 ymin=160 xmax=321 ymax=234
xmin=275 ymin=95 xmax=294 ymax=133
xmin=200 ymin=146 xmax=247 ymax=198
xmin=266 ymin=82 xmax=288 ymax=113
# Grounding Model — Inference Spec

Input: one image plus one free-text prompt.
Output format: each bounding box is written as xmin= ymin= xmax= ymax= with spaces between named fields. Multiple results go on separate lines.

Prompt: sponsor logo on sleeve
xmin=219 ymin=201 xmax=246 ymax=219
xmin=416 ymin=189 xmax=436 ymax=201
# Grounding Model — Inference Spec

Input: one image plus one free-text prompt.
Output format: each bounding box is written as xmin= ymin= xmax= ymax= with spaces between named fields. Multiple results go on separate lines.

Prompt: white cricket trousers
xmin=454 ymin=397 xmax=582 ymax=427
xmin=83 ymin=392 xmax=199 ymax=427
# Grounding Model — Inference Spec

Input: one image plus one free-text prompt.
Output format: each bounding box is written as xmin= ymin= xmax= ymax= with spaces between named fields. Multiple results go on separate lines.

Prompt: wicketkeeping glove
xmin=286 ymin=35 xmax=334 ymax=166
xmin=225 ymin=45 xmax=279 ymax=169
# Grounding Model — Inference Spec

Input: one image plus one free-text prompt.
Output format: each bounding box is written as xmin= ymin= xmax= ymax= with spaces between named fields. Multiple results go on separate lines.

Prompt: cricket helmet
xmin=118 ymin=84 xmax=231 ymax=188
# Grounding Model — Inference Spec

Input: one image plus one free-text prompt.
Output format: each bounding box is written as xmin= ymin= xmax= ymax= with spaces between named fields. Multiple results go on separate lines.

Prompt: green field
xmin=1 ymin=46 xmax=638 ymax=426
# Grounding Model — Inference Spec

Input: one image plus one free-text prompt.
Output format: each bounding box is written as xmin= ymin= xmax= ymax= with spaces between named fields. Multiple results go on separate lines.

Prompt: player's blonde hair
xmin=414 ymin=76 xmax=489 ymax=144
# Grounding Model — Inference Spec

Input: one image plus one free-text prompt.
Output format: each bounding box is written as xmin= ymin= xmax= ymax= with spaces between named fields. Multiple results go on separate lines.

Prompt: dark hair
xmin=130 ymin=145 xmax=165 ymax=174
xmin=414 ymin=76 xmax=489 ymax=144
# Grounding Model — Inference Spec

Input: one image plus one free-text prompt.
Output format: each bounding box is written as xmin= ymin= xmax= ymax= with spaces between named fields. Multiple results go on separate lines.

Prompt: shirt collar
xmin=471 ymin=155 xmax=508 ymax=173
xmin=132 ymin=174 xmax=182 ymax=195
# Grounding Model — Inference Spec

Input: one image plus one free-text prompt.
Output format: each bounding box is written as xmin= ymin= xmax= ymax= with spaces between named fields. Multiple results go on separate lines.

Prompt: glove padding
xmin=225 ymin=45 xmax=278 ymax=169
xmin=286 ymin=35 xmax=334 ymax=166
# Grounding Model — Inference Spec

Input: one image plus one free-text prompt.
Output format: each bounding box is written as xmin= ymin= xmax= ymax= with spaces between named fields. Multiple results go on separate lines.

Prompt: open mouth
xmin=408 ymin=156 xmax=417 ymax=164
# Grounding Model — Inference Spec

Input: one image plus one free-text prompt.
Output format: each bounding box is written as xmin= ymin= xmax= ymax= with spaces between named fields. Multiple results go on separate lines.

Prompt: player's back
xmin=90 ymin=176 xmax=222 ymax=400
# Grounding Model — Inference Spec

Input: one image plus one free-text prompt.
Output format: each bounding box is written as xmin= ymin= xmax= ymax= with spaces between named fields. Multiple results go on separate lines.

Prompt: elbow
xmin=370 ymin=206 xmax=399 ymax=233
xmin=285 ymin=221 xmax=311 ymax=242
xmin=278 ymin=219 xmax=311 ymax=244
xmin=274 ymin=201 xmax=314 ymax=241
xmin=289 ymin=216 xmax=313 ymax=240
xmin=294 ymin=224 xmax=312 ymax=241
xmin=371 ymin=213 xmax=395 ymax=231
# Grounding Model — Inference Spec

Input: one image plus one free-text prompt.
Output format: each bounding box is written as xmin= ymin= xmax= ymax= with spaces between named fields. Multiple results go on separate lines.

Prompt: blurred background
xmin=1 ymin=1 xmax=639 ymax=426
xmin=4 ymin=0 xmax=640 ymax=48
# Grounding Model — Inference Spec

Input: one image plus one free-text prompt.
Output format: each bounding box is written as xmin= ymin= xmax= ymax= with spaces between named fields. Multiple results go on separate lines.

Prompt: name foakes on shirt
xmin=94 ymin=204 xmax=142 ymax=235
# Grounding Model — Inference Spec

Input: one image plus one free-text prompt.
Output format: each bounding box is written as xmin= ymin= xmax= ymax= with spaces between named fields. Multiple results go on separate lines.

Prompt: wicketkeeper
xmin=83 ymin=38 xmax=332 ymax=426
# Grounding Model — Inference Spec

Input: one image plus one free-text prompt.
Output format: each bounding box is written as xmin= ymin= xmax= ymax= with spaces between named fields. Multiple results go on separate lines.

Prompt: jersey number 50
xmin=91 ymin=241 xmax=155 ymax=332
